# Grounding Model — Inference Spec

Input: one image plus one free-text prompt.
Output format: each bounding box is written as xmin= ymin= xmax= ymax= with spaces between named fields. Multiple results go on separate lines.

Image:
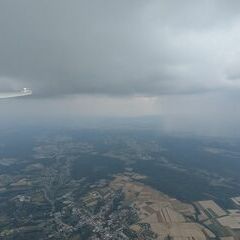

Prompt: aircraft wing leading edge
xmin=0 ymin=88 xmax=32 ymax=99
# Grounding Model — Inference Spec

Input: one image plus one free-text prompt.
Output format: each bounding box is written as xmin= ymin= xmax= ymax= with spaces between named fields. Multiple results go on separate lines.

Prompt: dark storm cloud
xmin=1 ymin=0 xmax=240 ymax=97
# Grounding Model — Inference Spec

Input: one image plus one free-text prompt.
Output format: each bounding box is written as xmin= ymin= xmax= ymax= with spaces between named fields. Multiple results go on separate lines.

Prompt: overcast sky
xmin=0 ymin=0 xmax=240 ymax=136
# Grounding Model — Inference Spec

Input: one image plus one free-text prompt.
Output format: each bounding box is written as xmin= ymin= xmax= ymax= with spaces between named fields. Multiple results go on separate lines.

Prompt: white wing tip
xmin=21 ymin=88 xmax=32 ymax=95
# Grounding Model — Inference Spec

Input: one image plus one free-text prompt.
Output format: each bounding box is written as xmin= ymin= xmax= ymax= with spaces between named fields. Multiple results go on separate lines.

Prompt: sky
xmin=0 ymin=0 xmax=240 ymax=136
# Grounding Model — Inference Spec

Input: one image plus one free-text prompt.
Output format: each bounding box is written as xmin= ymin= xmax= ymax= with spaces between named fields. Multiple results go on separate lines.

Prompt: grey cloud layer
xmin=0 ymin=0 xmax=240 ymax=97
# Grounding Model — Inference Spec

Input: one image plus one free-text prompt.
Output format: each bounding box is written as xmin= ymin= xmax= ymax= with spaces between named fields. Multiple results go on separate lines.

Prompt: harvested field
xmin=110 ymin=173 xmax=215 ymax=240
xmin=198 ymin=200 xmax=227 ymax=218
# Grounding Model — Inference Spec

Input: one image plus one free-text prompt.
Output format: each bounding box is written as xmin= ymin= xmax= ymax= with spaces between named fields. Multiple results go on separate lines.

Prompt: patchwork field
xmin=197 ymin=200 xmax=227 ymax=218
xmin=110 ymin=173 xmax=215 ymax=240
xmin=218 ymin=210 xmax=240 ymax=230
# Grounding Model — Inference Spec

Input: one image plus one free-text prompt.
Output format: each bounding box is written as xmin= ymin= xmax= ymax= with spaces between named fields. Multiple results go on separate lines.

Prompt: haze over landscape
xmin=1 ymin=0 xmax=240 ymax=136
